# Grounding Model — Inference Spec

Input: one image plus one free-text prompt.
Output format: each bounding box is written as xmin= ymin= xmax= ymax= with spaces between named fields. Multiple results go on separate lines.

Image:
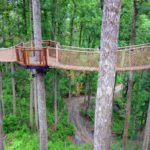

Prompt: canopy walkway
xmin=0 ymin=40 xmax=150 ymax=72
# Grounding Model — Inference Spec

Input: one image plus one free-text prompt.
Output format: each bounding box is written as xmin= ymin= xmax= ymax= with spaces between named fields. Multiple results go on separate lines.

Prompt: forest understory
xmin=0 ymin=0 xmax=150 ymax=149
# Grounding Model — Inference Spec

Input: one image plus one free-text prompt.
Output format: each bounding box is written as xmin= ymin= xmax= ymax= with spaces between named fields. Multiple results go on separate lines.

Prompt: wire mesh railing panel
xmin=61 ymin=45 xmax=98 ymax=51
xmin=0 ymin=48 xmax=16 ymax=62
xmin=12 ymin=41 xmax=150 ymax=71
xmin=116 ymin=46 xmax=150 ymax=71
xmin=58 ymin=49 xmax=99 ymax=67
xmin=130 ymin=46 xmax=150 ymax=67
xmin=116 ymin=50 xmax=130 ymax=68
xmin=47 ymin=47 xmax=57 ymax=58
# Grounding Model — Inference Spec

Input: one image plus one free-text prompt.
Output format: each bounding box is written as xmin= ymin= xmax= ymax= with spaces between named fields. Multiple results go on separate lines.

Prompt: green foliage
xmin=136 ymin=15 xmax=150 ymax=44
xmin=111 ymin=139 xmax=141 ymax=150
xmin=5 ymin=130 xmax=39 ymax=150
xmin=5 ymin=130 xmax=91 ymax=150
xmin=3 ymin=115 xmax=21 ymax=133
xmin=0 ymin=0 xmax=150 ymax=149
xmin=47 ymin=112 xmax=75 ymax=142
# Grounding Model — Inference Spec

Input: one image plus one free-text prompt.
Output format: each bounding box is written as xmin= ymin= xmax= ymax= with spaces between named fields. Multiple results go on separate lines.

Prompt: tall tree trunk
xmin=5 ymin=63 xmax=8 ymax=74
xmin=70 ymin=0 xmax=76 ymax=46
xmin=94 ymin=0 xmax=121 ymax=149
xmin=79 ymin=23 xmax=83 ymax=47
xmin=0 ymin=73 xmax=4 ymax=117
xmin=29 ymin=79 xmax=34 ymax=129
xmin=68 ymin=71 xmax=72 ymax=100
xmin=30 ymin=0 xmax=34 ymax=43
xmin=33 ymin=75 xmax=39 ymax=129
xmin=0 ymin=71 xmax=4 ymax=150
xmin=11 ymin=63 xmax=16 ymax=116
xmin=84 ymin=74 xmax=88 ymax=104
xmin=68 ymin=79 xmax=71 ymax=100
xmin=32 ymin=0 xmax=48 ymax=149
xmin=122 ymin=1 xmax=137 ymax=149
xmin=53 ymin=72 xmax=58 ymax=130
xmin=23 ymin=0 xmax=27 ymax=35
xmin=52 ymin=0 xmax=57 ymax=41
xmin=129 ymin=0 xmax=137 ymax=46
xmin=122 ymin=72 xmax=133 ymax=150
xmin=142 ymin=100 xmax=150 ymax=150
xmin=85 ymin=74 xmax=91 ymax=112
xmin=30 ymin=0 xmax=38 ymax=129
xmin=100 ymin=0 xmax=104 ymax=10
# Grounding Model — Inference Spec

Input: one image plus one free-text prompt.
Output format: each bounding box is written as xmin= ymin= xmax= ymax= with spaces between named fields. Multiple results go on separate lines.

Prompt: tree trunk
xmin=23 ymin=0 xmax=27 ymax=35
xmin=1 ymin=77 xmax=4 ymax=118
xmin=68 ymin=71 xmax=72 ymax=100
xmin=52 ymin=0 xmax=57 ymax=41
xmin=123 ymin=72 xmax=134 ymax=150
xmin=100 ymin=0 xmax=104 ymax=10
xmin=30 ymin=0 xmax=38 ymax=130
xmin=85 ymin=74 xmax=91 ymax=112
xmin=70 ymin=0 xmax=76 ymax=46
xmin=94 ymin=0 xmax=121 ymax=149
xmin=130 ymin=0 xmax=137 ymax=46
xmin=84 ymin=74 xmax=88 ymax=104
xmin=32 ymin=0 xmax=48 ymax=149
xmin=11 ymin=63 xmax=16 ymax=116
xmin=122 ymin=1 xmax=137 ymax=149
xmin=79 ymin=23 xmax=83 ymax=47
xmin=33 ymin=75 xmax=39 ymax=130
xmin=0 ymin=71 xmax=4 ymax=150
xmin=54 ymin=72 xmax=58 ymax=130
xmin=30 ymin=0 xmax=34 ymax=44
xmin=142 ymin=100 xmax=150 ymax=150
xmin=29 ymin=79 xmax=34 ymax=129
xmin=5 ymin=63 xmax=8 ymax=74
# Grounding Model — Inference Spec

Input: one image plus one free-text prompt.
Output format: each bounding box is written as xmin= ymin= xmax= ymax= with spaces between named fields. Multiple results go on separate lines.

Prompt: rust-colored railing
xmin=15 ymin=46 xmax=47 ymax=67
xmin=13 ymin=40 xmax=150 ymax=72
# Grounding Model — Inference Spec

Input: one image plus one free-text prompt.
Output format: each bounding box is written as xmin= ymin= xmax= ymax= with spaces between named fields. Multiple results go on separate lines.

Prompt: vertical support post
xmin=44 ymin=48 xmax=47 ymax=66
xmin=0 ymin=71 xmax=4 ymax=150
xmin=23 ymin=48 xmax=27 ymax=65
xmin=56 ymin=44 xmax=59 ymax=62
xmin=46 ymin=48 xmax=49 ymax=66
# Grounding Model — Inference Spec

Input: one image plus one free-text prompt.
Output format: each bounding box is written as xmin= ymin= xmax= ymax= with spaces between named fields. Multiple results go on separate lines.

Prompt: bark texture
xmin=53 ymin=72 xmax=58 ymax=130
xmin=123 ymin=72 xmax=133 ymax=150
xmin=52 ymin=0 xmax=57 ymax=41
xmin=142 ymin=100 xmax=150 ymax=150
xmin=33 ymin=71 xmax=39 ymax=129
xmin=70 ymin=0 xmax=76 ymax=46
xmin=11 ymin=63 xmax=16 ymax=116
xmin=94 ymin=0 xmax=121 ymax=149
xmin=32 ymin=0 xmax=48 ymax=149
xmin=0 ymin=72 xmax=4 ymax=150
xmin=23 ymin=0 xmax=27 ymax=35
xmin=30 ymin=0 xmax=34 ymax=43
xmin=29 ymin=79 xmax=33 ymax=129
xmin=123 ymin=1 xmax=137 ymax=149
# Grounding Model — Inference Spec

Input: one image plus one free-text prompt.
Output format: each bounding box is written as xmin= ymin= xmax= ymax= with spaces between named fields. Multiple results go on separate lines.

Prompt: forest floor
xmin=67 ymin=84 xmax=124 ymax=145
xmin=67 ymin=96 xmax=93 ymax=144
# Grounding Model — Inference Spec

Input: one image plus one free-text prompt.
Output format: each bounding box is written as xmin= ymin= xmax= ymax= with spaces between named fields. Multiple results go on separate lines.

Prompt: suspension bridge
xmin=0 ymin=40 xmax=150 ymax=72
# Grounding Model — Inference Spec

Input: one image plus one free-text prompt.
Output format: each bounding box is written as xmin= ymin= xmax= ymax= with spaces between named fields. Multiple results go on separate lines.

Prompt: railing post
xmin=121 ymin=50 xmax=126 ymax=68
xmin=40 ymin=49 xmax=42 ymax=66
xmin=44 ymin=48 xmax=47 ymax=66
xmin=23 ymin=48 xmax=27 ymax=65
xmin=15 ymin=47 xmax=19 ymax=62
xmin=46 ymin=48 xmax=49 ymax=66
xmin=56 ymin=44 xmax=59 ymax=62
